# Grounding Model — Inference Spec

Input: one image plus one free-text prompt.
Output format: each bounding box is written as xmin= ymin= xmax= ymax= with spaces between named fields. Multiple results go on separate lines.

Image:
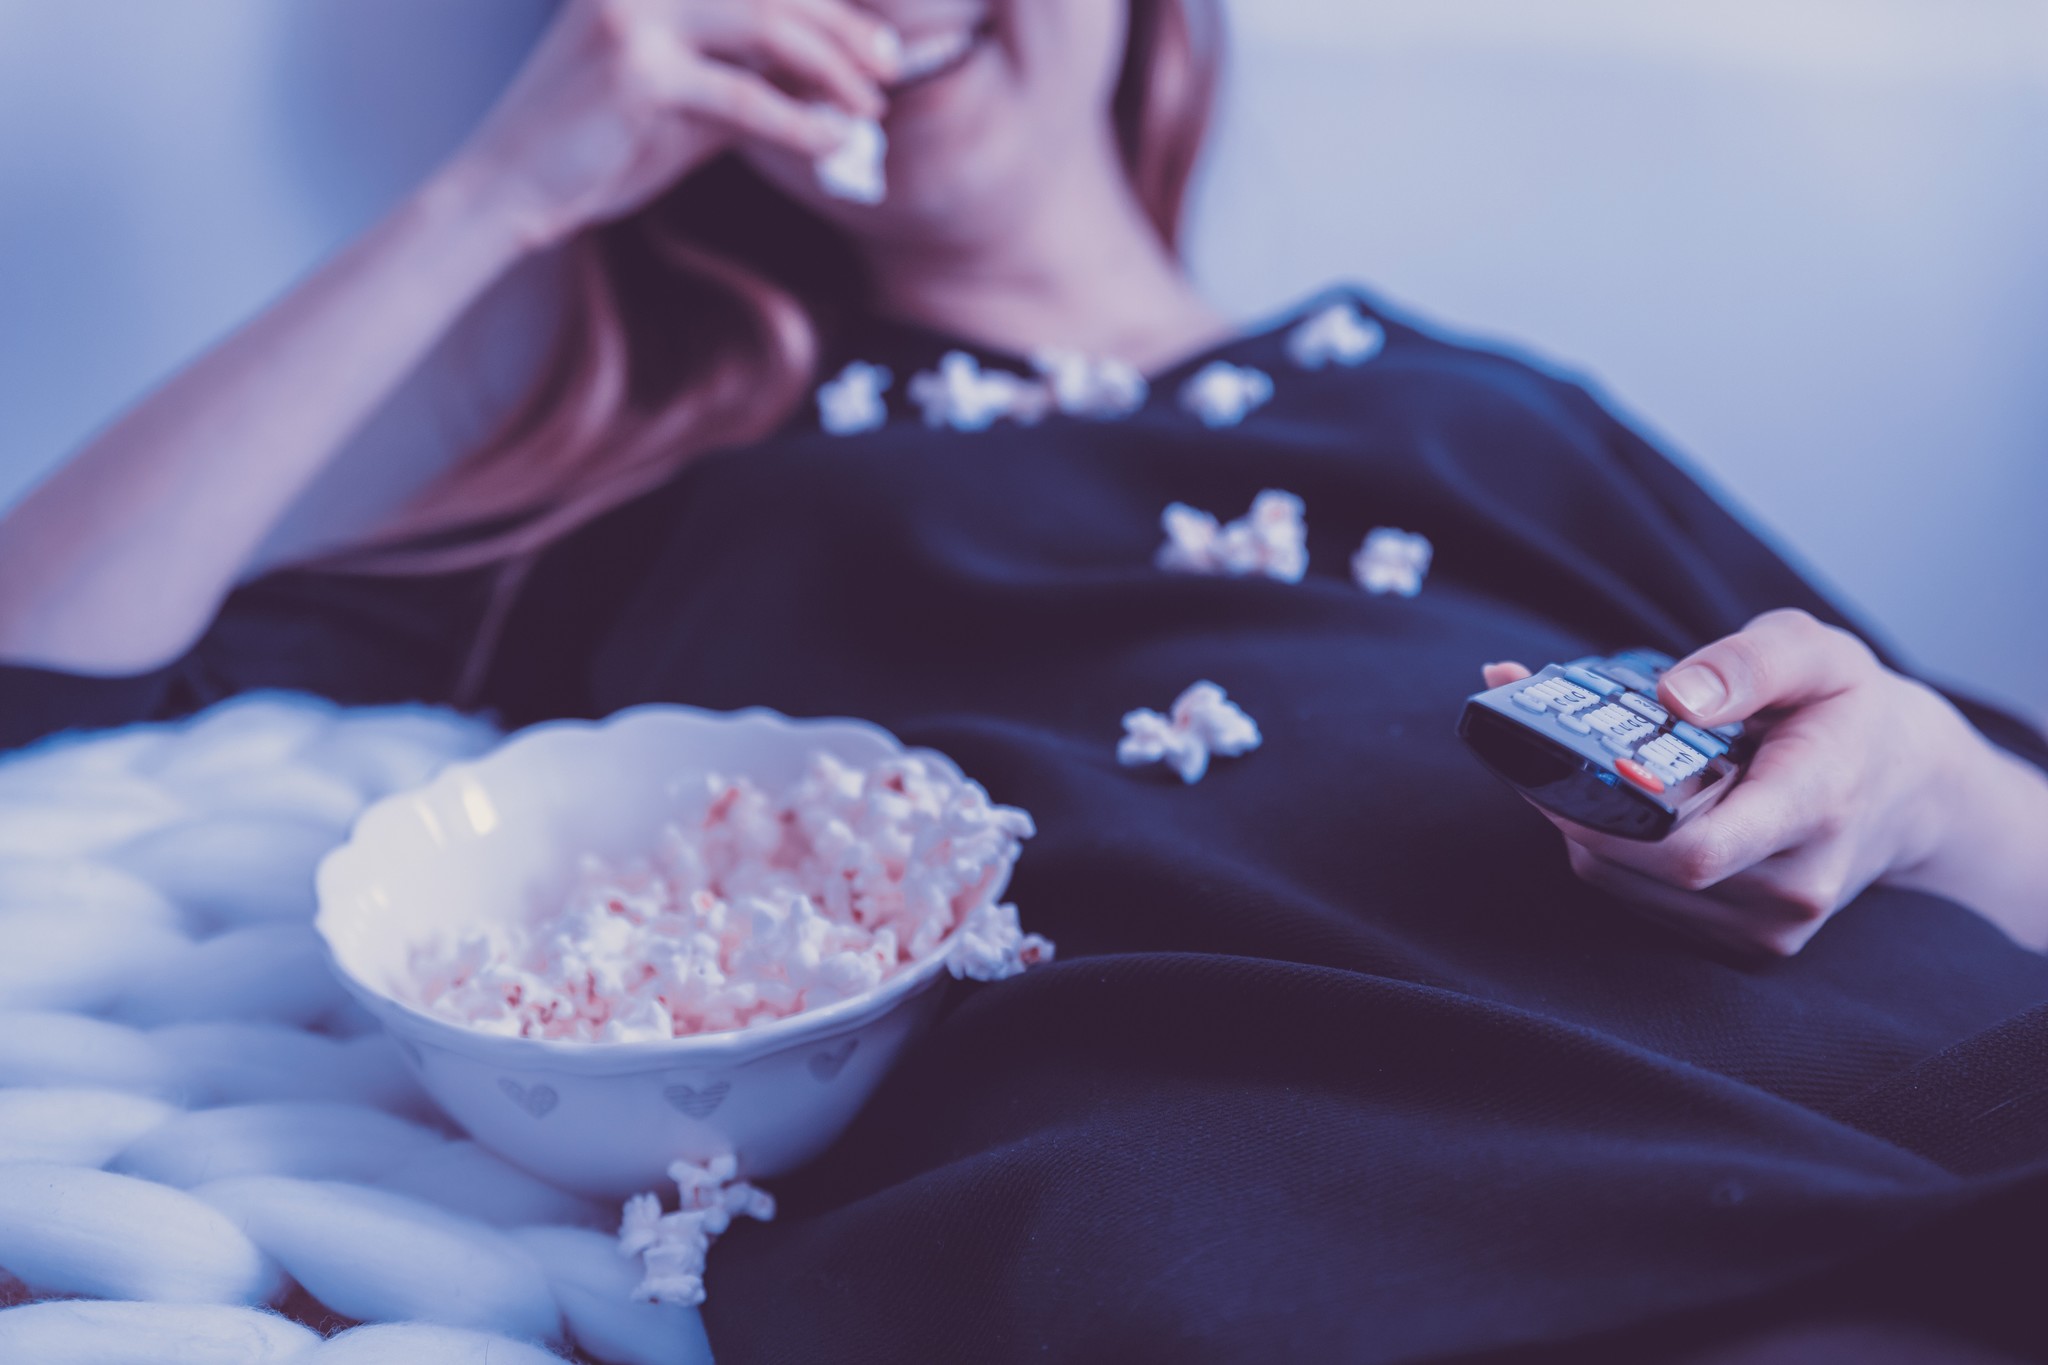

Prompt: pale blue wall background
xmin=1 ymin=0 xmax=2042 ymax=723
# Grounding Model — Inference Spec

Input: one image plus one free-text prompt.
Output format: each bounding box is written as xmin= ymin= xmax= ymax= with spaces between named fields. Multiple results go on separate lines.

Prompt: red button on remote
xmin=1614 ymin=757 xmax=1665 ymax=794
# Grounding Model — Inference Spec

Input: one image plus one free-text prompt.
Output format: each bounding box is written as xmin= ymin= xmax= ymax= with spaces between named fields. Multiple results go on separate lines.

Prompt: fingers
xmin=1481 ymin=661 xmax=1533 ymax=689
xmin=672 ymin=60 xmax=850 ymax=156
xmin=1532 ymin=729 xmax=1836 ymax=892
xmin=1543 ymin=733 xmax=1864 ymax=957
xmin=1561 ymin=842 xmax=1766 ymax=955
xmin=1658 ymin=608 xmax=1877 ymax=728
xmin=611 ymin=0 xmax=889 ymax=154
xmin=783 ymin=0 xmax=903 ymax=81
xmin=1490 ymin=616 xmax=1889 ymax=958
xmin=710 ymin=5 xmax=890 ymax=118
xmin=1562 ymin=841 xmax=1829 ymax=957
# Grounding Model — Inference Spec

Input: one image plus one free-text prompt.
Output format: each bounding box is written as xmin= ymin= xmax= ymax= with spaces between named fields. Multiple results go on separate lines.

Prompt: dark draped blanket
xmin=9 ymin=289 xmax=2048 ymax=1362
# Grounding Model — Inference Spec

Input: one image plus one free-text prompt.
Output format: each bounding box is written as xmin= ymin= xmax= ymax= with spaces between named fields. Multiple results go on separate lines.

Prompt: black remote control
xmin=1457 ymin=649 xmax=1753 ymax=841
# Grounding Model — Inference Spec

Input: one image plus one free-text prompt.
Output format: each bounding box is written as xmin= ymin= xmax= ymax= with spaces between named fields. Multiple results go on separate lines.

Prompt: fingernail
xmin=1663 ymin=665 xmax=1726 ymax=718
xmin=873 ymin=25 xmax=903 ymax=73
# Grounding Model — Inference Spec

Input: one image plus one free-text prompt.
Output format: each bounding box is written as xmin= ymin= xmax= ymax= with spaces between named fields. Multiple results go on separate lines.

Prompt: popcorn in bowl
xmin=313 ymin=705 xmax=1055 ymax=1205
xmin=315 ymin=706 xmax=1058 ymax=1308
xmin=402 ymin=752 xmax=1050 ymax=1044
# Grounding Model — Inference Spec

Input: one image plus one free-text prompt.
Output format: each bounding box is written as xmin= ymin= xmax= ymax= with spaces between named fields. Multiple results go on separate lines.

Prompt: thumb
xmin=1658 ymin=608 xmax=1878 ymax=727
xmin=1482 ymin=661 xmax=1533 ymax=689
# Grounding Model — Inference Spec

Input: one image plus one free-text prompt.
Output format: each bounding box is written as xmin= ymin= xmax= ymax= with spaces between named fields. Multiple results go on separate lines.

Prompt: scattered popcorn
xmin=1352 ymin=527 xmax=1433 ymax=597
xmin=1118 ymin=681 xmax=1262 ymax=784
xmin=908 ymin=351 xmax=1052 ymax=432
xmin=1154 ymin=489 xmax=1308 ymax=583
xmin=617 ymin=1154 xmax=775 ymax=1308
xmin=1178 ymin=361 xmax=1274 ymax=429
xmin=812 ymin=108 xmax=887 ymax=205
xmin=946 ymin=898 xmax=1054 ymax=982
xmin=816 ymin=361 xmax=893 ymax=436
xmin=1030 ymin=347 xmax=1149 ymax=420
xmin=1286 ymin=301 xmax=1386 ymax=370
xmin=404 ymin=752 xmax=1044 ymax=1042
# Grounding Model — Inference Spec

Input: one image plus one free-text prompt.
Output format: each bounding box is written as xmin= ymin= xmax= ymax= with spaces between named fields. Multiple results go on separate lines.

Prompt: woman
xmin=3 ymin=1 xmax=2047 ymax=1358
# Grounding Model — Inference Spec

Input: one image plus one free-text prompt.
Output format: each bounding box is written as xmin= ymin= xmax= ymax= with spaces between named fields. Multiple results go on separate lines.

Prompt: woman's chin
xmin=731 ymin=128 xmax=1006 ymax=249
xmin=859 ymin=182 xmax=1009 ymax=246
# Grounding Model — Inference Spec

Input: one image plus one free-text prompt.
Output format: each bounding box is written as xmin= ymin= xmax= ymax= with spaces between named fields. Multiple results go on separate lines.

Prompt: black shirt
xmin=8 ymin=288 xmax=2048 ymax=1362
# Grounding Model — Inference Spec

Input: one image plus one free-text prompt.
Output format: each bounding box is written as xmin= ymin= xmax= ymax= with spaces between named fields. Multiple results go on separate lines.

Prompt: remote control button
xmin=1671 ymin=721 xmax=1729 ymax=758
xmin=1618 ymin=693 xmax=1669 ymax=725
xmin=1583 ymin=703 xmax=1633 ymax=734
xmin=1638 ymin=734 xmax=1709 ymax=781
xmin=1611 ymin=649 xmax=1676 ymax=676
xmin=1595 ymin=713 xmax=1655 ymax=753
xmin=1600 ymin=729 xmax=1640 ymax=755
xmin=1563 ymin=666 xmax=1623 ymax=697
xmin=1512 ymin=688 xmax=1550 ymax=712
xmin=1557 ymin=710 xmax=1593 ymax=734
xmin=1549 ymin=684 xmax=1599 ymax=715
xmin=1614 ymin=757 xmax=1665 ymax=793
xmin=1603 ymin=664 xmax=1659 ymax=693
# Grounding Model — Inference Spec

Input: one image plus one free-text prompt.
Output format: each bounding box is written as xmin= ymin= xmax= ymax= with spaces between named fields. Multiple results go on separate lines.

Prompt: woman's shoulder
xmin=1203 ymin=282 xmax=1634 ymax=443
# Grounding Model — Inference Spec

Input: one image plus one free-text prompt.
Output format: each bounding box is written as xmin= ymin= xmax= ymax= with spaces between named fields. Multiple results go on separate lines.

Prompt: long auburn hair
xmin=314 ymin=0 xmax=1222 ymax=687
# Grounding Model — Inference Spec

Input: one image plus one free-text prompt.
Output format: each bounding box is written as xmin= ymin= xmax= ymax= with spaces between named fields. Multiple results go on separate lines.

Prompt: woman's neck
xmin=857 ymin=143 xmax=1231 ymax=377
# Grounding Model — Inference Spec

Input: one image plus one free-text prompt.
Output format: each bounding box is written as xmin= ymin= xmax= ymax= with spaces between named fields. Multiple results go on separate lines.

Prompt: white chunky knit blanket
xmin=0 ymin=693 xmax=714 ymax=1365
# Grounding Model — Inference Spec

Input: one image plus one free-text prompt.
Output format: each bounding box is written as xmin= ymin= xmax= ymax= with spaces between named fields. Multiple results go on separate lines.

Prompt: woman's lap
xmin=1445 ymin=1171 xmax=2048 ymax=1365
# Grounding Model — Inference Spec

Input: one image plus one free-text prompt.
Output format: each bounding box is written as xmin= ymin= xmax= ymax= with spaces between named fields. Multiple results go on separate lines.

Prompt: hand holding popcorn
xmin=447 ymin=0 xmax=901 ymax=252
xmin=811 ymin=106 xmax=887 ymax=204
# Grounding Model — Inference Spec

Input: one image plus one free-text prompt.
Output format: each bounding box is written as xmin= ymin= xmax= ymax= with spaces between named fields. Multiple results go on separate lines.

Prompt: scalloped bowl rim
xmin=313 ymin=703 xmax=997 ymax=1071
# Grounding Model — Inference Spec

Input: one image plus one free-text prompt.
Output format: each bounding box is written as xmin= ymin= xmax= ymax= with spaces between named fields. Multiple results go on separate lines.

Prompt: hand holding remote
xmin=1485 ymin=608 xmax=2024 ymax=958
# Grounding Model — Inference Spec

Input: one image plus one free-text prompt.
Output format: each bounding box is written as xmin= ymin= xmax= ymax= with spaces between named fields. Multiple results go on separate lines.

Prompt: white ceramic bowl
xmin=314 ymin=704 xmax=1006 ymax=1201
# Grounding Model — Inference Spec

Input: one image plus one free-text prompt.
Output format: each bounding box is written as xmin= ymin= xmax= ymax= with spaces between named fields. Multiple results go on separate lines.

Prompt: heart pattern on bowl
xmin=662 ymin=1081 xmax=730 ymax=1119
xmin=498 ymin=1077 xmax=559 ymax=1118
xmin=809 ymin=1038 xmax=859 ymax=1082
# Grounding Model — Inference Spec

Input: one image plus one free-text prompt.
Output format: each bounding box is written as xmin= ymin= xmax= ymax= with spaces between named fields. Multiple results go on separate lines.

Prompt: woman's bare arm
xmin=0 ymin=173 xmax=531 ymax=673
xmin=0 ymin=0 xmax=896 ymax=675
